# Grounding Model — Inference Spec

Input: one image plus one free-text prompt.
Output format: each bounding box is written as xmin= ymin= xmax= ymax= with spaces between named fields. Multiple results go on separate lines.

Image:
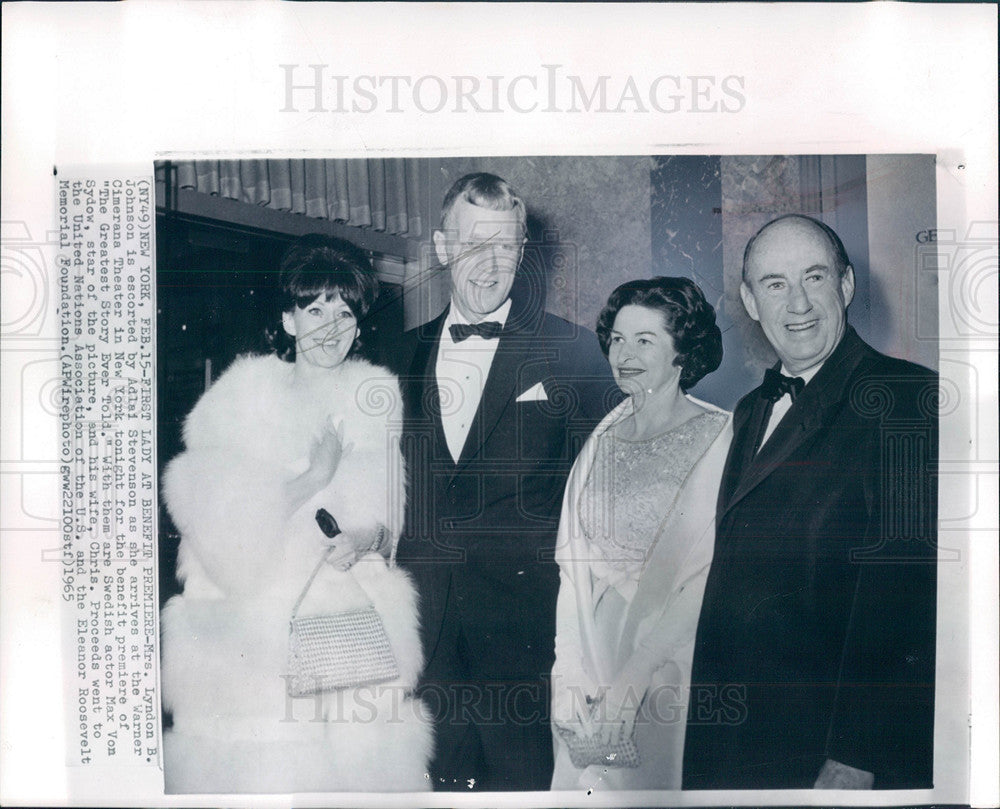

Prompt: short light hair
xmin=742 ymin=213 xmax=852 ymax=283
xmin=439 ymin=172 xmax=527 ymax=232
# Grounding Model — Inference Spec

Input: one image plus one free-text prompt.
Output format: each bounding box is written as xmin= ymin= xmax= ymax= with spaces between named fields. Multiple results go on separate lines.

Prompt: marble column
xmin=650 ymin=155 xmax=741 ymax=408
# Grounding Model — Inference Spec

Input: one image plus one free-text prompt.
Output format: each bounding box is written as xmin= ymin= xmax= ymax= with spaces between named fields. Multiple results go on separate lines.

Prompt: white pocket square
xmin=516 ymin=381 xmax=548 ymax=402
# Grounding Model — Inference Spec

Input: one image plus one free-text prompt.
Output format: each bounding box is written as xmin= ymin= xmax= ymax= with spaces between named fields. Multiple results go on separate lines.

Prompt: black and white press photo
xmin=155 ymin=154 xmax=945 ymax=794
xmin=2 ymin=5 xmax=995 ymax=808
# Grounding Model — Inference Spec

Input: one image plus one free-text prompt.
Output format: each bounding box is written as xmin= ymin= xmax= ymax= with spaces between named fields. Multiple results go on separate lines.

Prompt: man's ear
xmin=740 ymin=282 xmax=760 ymax=322
xmin=282 ymin=310 xmax=297 ymax=337
xmin=432 ymin=229 xmax=450 ymax=268
xmin=841 ymin=265 xmax=856 ymax=308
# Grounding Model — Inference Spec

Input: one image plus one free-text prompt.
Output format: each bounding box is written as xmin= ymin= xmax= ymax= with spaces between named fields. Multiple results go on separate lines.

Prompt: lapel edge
xmin=720 ymin=329 xmax=869 ymax=517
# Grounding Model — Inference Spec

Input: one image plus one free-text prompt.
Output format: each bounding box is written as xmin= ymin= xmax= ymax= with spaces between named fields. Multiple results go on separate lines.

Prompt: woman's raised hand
xmin=286 ymin=419 xmax=353 ymax=514
xmin=308 ymin=419 xmax=351 ymax=488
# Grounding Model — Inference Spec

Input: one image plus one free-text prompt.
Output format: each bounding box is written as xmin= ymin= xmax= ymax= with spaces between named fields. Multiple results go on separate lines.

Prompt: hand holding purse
xmin=554 ymin=692 xmax=641 ymax=769
xmin=555 ymin=723 xmax=641 ymax=769
xmin=286 ymin=529 xmax=399 ymax=697
xmin=560 ymin=545 xmax=642 ymax=769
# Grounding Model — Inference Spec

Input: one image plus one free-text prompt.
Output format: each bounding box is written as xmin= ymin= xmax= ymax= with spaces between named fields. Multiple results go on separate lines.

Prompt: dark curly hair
xmin=596 ymin=276 xmax=723 ymax=391
xmin=269 ymin=234 xmax=379 ymax=362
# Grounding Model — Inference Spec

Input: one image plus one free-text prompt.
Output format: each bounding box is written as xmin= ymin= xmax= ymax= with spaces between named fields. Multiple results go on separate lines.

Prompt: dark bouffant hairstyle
xmin=270 ymin=234 xmax=378 ymax=361
xmin=596 ymin=276 xmax=723 ymax=391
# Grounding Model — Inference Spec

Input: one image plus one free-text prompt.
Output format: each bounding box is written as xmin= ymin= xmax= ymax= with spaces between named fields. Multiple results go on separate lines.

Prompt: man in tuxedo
xmin=683 ymin=214 xmax=937 ymax=789
xmin=394 ymin=173 xmax=617 ymax=791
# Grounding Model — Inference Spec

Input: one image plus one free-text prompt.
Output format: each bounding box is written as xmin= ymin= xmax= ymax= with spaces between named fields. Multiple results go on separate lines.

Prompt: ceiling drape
xmin=172 ymin=158 xmax=423 ymax=237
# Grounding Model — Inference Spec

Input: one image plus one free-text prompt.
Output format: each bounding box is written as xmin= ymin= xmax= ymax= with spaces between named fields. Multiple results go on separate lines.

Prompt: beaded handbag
xmin=555 ymin=723 xmax=641 ymax=769
xmin=286 ymin=544 xmax=399 ymax=697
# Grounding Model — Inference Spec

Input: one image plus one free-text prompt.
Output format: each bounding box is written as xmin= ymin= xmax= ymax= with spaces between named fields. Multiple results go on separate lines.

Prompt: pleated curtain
xmin=172 ymin=159 xmax=423 ymax=237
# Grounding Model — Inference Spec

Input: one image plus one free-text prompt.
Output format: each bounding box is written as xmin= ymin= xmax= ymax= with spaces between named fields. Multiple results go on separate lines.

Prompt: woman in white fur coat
xmin=160 ymin=235 xmax=431 ymax=793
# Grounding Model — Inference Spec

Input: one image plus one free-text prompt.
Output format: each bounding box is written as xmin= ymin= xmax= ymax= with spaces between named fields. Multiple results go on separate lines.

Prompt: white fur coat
xmin=160 ymin=354 xmax=431 ymax=794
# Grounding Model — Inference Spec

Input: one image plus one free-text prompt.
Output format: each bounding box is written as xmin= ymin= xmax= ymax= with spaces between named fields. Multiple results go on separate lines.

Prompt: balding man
xmin=683 ymin=215 xmax=938 ymax=789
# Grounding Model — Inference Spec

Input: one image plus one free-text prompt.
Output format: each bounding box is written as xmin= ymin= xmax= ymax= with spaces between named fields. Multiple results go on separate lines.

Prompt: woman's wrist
xmin=321 ymin=523 xmax=389 ymax=557
xmin=364 ymin=524 xmax=386 ymax=554
xmin=285 ymin=470 xmax=319 ymax=515
xmin=358 ymin=524 xmax=392 ymax=558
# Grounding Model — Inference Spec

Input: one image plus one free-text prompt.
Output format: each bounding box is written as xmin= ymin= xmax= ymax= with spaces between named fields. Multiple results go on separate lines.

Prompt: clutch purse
xmin=555 ymin=724 xmax=641 ymax=769
xmin=286 ymin=529 xmax=399 ymax=696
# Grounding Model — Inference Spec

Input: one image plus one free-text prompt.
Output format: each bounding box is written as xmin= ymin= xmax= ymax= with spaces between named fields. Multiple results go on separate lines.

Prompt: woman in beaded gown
xmin=550 ymin=277 xmax=731 ymax=791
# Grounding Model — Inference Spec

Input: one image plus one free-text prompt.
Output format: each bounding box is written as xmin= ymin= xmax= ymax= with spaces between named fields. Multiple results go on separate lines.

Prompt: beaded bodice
xmin=578 ymin=410 xmax=727 ymax=597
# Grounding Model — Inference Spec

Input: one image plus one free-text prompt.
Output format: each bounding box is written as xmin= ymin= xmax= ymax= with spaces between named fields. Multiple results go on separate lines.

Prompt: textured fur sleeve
xmin=162 ymin=356 xmax=301 ymax=595
xmin=163 ymin=448 xmax=291 ymax=594
xmin=163 ymin=356 xmax=408 ymax=595
xmin=291 ymin=360 xmax=406 ymax=554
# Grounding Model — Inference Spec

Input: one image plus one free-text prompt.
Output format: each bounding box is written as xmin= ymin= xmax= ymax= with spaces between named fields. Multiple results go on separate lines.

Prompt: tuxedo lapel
xmin=407 ymin=311 xmax=452 ymax=462
xmin=717 ymin=391 xmax=771 ymax=514
xmin=454 ymin=307 xmax=540 ymax=470
xmin=721 ymin=328 xmax=870 ymax=517
xmin=726 ymin=385 xmax=829 ymax=513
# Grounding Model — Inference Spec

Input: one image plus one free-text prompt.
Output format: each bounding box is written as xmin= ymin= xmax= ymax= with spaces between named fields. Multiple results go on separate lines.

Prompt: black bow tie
xmin=449 ymin=321 xmax=503 ymax=342
xmin=761 ymin=367 xmax=805 ymax=403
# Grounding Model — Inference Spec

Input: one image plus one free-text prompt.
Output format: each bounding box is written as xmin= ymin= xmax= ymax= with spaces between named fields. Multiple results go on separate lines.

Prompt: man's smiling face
xmin=434 ymin=197 xmax=525 ymax=324
xmin=740 ymin=218 xmax=855 ymax=375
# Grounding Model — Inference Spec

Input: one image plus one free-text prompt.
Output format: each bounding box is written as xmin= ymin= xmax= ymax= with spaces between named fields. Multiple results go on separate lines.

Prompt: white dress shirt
xmin=435 ymin=299 xmax=512 ymax=462
xmin=758 ymin=362 xmax=823 ymax=452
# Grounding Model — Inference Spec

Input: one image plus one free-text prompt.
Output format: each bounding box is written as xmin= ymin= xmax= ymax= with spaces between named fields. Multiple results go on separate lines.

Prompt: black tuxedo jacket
xmin=394 ymin=294 xmax=619 ymax=678
xmin=683 ymin=327 xmax=938 ymax=789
